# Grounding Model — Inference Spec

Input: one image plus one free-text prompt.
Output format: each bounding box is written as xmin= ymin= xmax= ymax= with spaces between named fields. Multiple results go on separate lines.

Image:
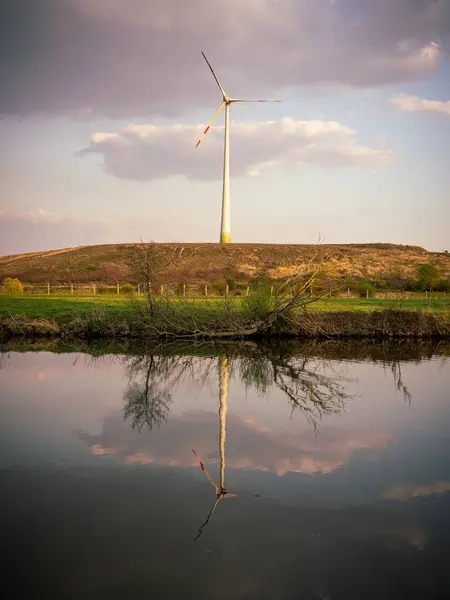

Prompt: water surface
xmin=1 ymin=341 xmax=449 ymax=599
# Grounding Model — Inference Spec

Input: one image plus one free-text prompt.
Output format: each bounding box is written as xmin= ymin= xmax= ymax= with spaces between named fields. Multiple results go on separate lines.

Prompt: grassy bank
xmin=1 ymin=293 xmax=449 ymax=340
xmin=1 ymin=294 xmax=449 ymax=321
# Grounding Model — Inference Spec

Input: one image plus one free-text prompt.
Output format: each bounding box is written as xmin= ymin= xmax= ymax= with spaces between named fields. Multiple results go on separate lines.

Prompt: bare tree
xmin=126 ymin=241 xmax=187 ymax=313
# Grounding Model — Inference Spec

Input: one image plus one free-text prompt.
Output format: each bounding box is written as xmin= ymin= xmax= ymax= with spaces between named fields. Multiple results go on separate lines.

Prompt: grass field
xmin=0 ymin=294 xmax=449 ymax=325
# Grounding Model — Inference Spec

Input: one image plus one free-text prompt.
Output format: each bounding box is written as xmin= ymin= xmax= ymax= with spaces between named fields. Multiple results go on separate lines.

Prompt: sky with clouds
xmin=1 ymin=0 xmax=449 ymax=253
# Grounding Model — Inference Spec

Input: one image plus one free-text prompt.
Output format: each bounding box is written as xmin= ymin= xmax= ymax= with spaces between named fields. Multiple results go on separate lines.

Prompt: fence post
xmin=347 ymin=288 xmax=350 ymax=298
xmin=137 ymin=283 xmax=141 ymax=296
xmin=71 ymin=284 xmax=74 ymax=295
xmin=117 ymin=283 xmax=120 ymax=295
xmin=47 ymin=282 xmax=50 ymax=295
xmin=366 ymin=288 xmax=369 ymax=299
xmin=183 ymin=283 xmax=186 ymax=297
xmin=204 ymin=284 xmax=208 ymax=297
xmin=225 ymin=284 xmax=229 ymax=298
xmin=93 ymin=284 xmax=96 ymax=295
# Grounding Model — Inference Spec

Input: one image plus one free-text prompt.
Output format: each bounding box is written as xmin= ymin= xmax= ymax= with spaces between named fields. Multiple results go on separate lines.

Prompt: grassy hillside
xmin=0 ymin=243 xmax=449 ymax=286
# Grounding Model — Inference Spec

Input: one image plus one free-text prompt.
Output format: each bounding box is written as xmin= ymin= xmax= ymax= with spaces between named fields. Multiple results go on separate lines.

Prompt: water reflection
xmin=193 ymin=356 xmax=237 ymax=541
xmin=105 ymin=345 xmax=416 ymax=540
xmin=1 ymin=341 xmax=450 ymax=598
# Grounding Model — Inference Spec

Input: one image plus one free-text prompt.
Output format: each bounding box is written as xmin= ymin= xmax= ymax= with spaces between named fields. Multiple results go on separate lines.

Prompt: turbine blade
xmin=231 ymin=99 xmax=282 ymax=103
xmin=201 ymin=51 xmax=226 ymax=98
xmin=192 ymin=449 xmax=220 ymax=492
xmin=195 ymin=102 xmax=225 ymax=148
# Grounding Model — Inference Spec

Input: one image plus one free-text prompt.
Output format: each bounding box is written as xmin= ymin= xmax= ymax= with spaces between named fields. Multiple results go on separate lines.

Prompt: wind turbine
xmin=196 ymin=51 xmax=281 ymax=244
xmin=192 ymin=355 xmax=237 ymax=541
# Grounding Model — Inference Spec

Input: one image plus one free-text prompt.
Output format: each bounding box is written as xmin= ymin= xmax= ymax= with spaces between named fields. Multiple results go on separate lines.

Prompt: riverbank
xmin=1 ymin=307 xmax=449 ymax=340
xmin=1 ymin=293 xmax=449 ymax=340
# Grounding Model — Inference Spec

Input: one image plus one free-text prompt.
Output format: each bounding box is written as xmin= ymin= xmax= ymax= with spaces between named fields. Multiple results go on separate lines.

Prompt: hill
xmin=0 ymin=243 xmax=449 ymax=287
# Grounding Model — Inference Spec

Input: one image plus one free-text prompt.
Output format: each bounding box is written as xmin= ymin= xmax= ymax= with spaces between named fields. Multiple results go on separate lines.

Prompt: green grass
xmin=0 ymin=294 xmax=133 ymax=323
xmin=308 ymin=297 xmax=450 ymax=314
xmin=0 ymin=293 xmax=449 ymax=325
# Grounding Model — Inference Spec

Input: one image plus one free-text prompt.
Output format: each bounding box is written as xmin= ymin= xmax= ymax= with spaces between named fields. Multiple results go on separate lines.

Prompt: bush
xmin=242 ymin=288 xmax=274 ymax=319
xmin=249 ymin=276 xmax=272 ymax=292
xmin=2 ymin=277 xmax=24 ymax=294
xmin=225 ymin=277 xmax=237 ymax=291
xmin=415 ymin=263 xmax=439 ymax=291
xmin=212 ymin=280 xmax=226 ymax=295
xmin=121 ymin=283 xmax=135 ymax=296
xmin=436 ymin=278 xmax=450 ymax=293
xmin=374 ymin=279 xmax=387 ymax=289
xmin=355 ymin=281 xmax=376 ymax=298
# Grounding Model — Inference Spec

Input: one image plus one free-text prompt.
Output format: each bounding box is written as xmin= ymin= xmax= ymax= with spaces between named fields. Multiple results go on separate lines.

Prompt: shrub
xmin=415 ymin=263 xmax=439 ymax=291
xmin=225 ymin=277 xmax=237 ymax=291
xmin=355 ymin=281 xmax=376 ymax=298
xmin=212 ymin=280 xmax=226 ymax=295
xmin=242 ymin=288 xmax=274 ymax=319
xmin=374 ymin=279 xmax=387 ymax=289
xmin=2 ymin=277 xmax=24 ymax=294
xmin=249 ymin=276 xmax=272 ymax=292
xmin=121 ymin=283 xmax=135 ymax=296
xmin=436 ymin=278 xmax=450 ymax=293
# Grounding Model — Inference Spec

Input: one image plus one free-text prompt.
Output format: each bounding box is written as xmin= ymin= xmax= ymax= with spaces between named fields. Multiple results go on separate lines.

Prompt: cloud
xmin=79 ymin=118 xmax=395 ymax=180
xmin=0 ymin=208 xmax=121 ymax=254
xmin=390 ymin=93 xmax=450 ymax=115
xmin=1 ymin=0 xmax=448 ymax=118
xmin=79 ymin=409 xmax=390 ymax=476
xmin=383 ymin=481 xmax=450 ymax=501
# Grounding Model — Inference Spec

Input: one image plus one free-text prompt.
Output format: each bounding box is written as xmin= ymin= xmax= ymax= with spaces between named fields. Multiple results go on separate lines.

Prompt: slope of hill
xmin=0 ymin=243 xmax=449 ymax=286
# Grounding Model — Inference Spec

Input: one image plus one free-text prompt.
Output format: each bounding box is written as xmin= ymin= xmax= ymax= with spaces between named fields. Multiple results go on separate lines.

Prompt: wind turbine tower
xmin=196 ymin=52 xmax=281 ymax=244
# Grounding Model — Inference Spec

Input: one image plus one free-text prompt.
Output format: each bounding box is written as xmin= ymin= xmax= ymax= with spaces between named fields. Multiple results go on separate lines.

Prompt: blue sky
xmin=1 ymin=0 xmax=449 ymax=253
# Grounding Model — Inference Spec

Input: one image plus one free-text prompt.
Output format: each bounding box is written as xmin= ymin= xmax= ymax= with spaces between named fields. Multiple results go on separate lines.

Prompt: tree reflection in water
xmin=120 ymin=342 xmax=416 ymax=540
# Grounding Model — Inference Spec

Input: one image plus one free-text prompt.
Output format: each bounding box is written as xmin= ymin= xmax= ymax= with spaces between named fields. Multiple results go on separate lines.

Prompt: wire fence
xmin=15 ymin=282 xmax=448 ymax=301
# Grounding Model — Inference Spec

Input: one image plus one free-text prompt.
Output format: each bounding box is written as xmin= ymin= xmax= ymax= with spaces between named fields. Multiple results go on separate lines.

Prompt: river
xmin=1 ymin=340 xmax=449 ymax=599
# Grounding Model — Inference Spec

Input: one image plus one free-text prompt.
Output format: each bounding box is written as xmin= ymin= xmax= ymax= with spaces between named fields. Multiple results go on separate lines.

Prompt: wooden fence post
xmin=137 ymin=283 xmax=141 ymax=296
xmin=366 ymin=288 xmax=369 ymax=299
xmin=93 ymin=284 xmax=96 ymax=295
xmin=183 ymin=283 xmax=186 ymax=297
xmin=47 ymin=282 xmax=50 ymax=295
xmin=347 ymin=288 xmax=350 ymax=298
xmin=225 ymin=284 xmax=229 ymax=298
xmin=204 ymin=284 xmax=208 ymax=297
xmin=117 ymin=283 xmax=120 ymax=295
xmin=71 ymin=284 xmax=74 ymax=295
